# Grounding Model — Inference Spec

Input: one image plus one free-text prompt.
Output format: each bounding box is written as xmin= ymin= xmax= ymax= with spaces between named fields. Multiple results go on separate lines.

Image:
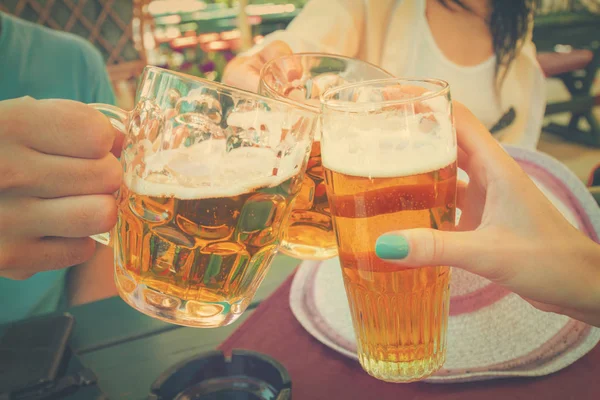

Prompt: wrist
xmin=223 ymin=56 xmax=248 ymax=78
xmin=582 ymin=239 xmax=600 ymax=306
xmin=567 ymin=238 xmax=600 ymax=326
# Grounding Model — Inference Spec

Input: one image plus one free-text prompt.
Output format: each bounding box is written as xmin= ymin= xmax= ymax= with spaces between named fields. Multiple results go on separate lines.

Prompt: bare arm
xmin=67 ymin=244 xmax=118 ymax=307
xmin=272 ymin=0 xmax=365 ymax=55
xmin=222 ymin=0 xmax=365 ymax=91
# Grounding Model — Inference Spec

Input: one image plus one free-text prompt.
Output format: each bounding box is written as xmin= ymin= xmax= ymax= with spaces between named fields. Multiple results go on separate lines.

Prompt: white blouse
xmin=244 ymin=0 xmax=546 ymax=149
xmin=409 ymin=3 xmax=505 ymax=130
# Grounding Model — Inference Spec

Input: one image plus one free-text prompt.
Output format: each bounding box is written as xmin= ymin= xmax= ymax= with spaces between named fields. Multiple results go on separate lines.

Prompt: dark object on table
xmin=149 ymin=349 xmax=291 ymax=400
xmin=0 ymin=313 xmax=73 ymax=396
xmin=0 ymin=313 xmax=105 ymax=400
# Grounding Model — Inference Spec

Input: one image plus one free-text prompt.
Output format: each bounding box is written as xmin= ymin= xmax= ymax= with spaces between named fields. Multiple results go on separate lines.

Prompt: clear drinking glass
xmin=91 ymin=66 xmax=316 ymax=328
xmin=320 ymin=78 xmax=457 ymax=382
xmin=258 ymin=54 xmax=393 ymax=260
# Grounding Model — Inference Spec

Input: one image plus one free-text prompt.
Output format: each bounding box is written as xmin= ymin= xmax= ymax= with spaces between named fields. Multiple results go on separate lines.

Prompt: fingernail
xmin=376 ymin=234 xmax=410 ymax=260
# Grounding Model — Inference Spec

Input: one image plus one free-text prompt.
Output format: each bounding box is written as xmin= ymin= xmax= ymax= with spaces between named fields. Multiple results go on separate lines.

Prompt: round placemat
xmin=289 ymin=146 xmax=600 ymax=383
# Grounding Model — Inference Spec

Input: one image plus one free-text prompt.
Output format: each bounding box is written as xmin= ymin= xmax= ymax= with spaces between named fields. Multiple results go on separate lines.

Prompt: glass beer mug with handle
xmin=90 ymin=66 xmax=316 ymax=328
xmin=258 ymin=54 xmax=393 ymax=260
xmin=321 ymin=78 xmax=457 ymax=382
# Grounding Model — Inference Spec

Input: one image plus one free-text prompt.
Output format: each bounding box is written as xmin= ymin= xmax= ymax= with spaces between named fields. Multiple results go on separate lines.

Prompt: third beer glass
xmin=259 ymin=54 xmax=392 ymax=260
xmin=92 ymin=66 xmax=316 ymax=328
xmin=321 ymin=79 xmax=457 ymax=382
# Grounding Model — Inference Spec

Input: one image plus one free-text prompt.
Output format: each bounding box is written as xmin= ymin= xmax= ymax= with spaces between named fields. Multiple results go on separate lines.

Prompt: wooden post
xmin=237 ymin=0 xmax=252 ymax=51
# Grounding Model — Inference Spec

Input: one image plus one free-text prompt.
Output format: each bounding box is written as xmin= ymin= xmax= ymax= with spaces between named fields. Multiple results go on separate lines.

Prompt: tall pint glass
xmin=320 ymin=79 xmax=457 ymax=382
xmin=259 ymin=54 xmax=393 ymax=260
xmin=91 ymin=66 xmax=316 ymax=328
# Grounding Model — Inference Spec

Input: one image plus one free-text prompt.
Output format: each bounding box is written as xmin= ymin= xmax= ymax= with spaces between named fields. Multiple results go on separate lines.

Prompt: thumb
xmin=257 ymin=40 xmax=294 ymax=62
xmin=110 ymin=127 xmax=125 ymax=158
xmin=375 ymin=229 xmax=508 ymax=281
xmin=258 ymin=40 xmax=302 ymax=82
xmin=222 ymin=56 xmax=261 ymax=92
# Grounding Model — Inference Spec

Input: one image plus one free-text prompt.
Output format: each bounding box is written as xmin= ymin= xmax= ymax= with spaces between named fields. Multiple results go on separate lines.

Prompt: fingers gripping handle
xmin=92 ymin=103 xmax=128 ymax=132
xmin=89 ymin=103 xmax=128 ymax=247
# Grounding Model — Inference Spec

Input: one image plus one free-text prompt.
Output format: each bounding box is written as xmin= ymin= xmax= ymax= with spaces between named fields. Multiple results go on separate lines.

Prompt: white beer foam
xmin=321 ymin=112 xmax=456 ymax=178
xmin=125 ymin=139 xmax=303 ymax=199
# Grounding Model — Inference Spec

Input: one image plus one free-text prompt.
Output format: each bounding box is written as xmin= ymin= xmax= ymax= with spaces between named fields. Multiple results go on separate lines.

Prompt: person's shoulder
xmin=48 ymin=27 xmax=106 ymax=70
xmin=13 ymin=15 xmax=111 ymax=94
xmin=0 ymin=13 xmax=114 ymax=103
xmin=5 ymin=13 xmax=106 ymax=69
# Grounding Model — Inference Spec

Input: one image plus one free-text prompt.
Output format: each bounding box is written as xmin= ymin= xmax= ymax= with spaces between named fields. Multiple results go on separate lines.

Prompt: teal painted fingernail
xmin=376 ymin=234 xmax=409 ymax=260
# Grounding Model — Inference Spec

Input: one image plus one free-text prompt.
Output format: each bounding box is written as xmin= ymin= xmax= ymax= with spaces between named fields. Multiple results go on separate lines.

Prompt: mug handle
xmin=89 ymin=103 xmax=129 ymax=247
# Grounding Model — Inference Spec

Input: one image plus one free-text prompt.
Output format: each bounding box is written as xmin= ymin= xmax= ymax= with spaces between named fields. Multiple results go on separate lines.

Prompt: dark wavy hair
xmin=438 ymin=0 xmax=537 ymax=80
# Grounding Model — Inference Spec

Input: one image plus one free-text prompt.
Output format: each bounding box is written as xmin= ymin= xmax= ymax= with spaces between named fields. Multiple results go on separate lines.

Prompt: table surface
xmin=69 ymin=253 xmax=600 ymax=400
xmin=218 ymin=272 xmax=600 ymax=400
xmin=68 ymin=254 xmax=300 ymax=400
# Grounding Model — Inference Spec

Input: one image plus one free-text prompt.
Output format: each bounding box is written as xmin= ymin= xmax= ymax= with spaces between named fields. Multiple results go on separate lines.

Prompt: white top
xmin=412 ymin=6 xmax=504 ymax=129
xmin=244 ymin=0 xmax=546 ymax=149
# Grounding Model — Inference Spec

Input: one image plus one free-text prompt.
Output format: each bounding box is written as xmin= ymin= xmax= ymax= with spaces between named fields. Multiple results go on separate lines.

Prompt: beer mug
xmin=91 ymin=66 xmax=316 ymax=328
xmin=321 ymin=78 xmax=457 ymax=382
xmin=259 ymin=54 xmax=393 ymax=260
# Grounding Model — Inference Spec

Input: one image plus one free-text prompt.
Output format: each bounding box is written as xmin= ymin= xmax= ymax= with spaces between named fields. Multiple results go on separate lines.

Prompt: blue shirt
xmin=0 ymin=12 xmax=116 ymax=324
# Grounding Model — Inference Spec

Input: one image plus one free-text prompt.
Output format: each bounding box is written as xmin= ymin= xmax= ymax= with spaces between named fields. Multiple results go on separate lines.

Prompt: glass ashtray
xmin=148 ymin=349 xmax=291 ymax=400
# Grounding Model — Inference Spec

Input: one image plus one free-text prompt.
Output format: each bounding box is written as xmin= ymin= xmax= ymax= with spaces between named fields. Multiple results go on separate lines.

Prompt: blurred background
xmin=0 ymin=0 xmax=599 ymax=185
xmin=0 ymin=0 xmax=309 ymax=108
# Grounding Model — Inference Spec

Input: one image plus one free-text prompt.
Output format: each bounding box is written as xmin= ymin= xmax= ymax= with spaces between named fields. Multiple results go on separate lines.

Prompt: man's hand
xmin=0 ymin=97 xmax=122 ymax=279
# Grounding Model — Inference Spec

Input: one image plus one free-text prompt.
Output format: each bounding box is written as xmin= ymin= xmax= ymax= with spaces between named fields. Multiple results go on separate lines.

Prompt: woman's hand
xmin=376 ymin=103 xmax=600 ymax=326
xmin=222 ymin=41 xmax=295 ymax=92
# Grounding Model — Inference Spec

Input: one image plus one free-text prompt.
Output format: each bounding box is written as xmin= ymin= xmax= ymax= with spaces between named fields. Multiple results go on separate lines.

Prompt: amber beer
xmin=282 ymin=136 xmax=336 ymax=258
xmin=89 ymin=67 xmax=316 ymax=329
xmin=113 ymin=142 xmax=302 ymax=328
xmin=259 ymin=54 xmax=393 ymax=260
xmin=324 ymin=162 xmax=455 ymax=381
xmin=321 ymin=78 xmax=456 ymax=382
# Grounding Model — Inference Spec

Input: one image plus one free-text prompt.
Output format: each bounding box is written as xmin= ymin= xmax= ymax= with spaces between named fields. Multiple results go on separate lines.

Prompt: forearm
xmin=67 ymin=244 xmax=117 ymax=306
xmin=545 ymin=236 xmax=600 ymax=327
xmin=572 ymin=239 xmax=600 ymax=326
xmin=243 ymin=0 xmax=364 ymax=56
xmin=222 ymin=55 xmax=248 ymax=82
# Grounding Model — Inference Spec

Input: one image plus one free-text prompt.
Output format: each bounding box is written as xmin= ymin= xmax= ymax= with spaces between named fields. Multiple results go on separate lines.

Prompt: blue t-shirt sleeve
xmin=0 ymin=13 xmax=118 ymax=324
xmin=76 ymin=40 xmax=117 ymax=106
xmin=90 ymin=57 xmax=117 ymax=105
